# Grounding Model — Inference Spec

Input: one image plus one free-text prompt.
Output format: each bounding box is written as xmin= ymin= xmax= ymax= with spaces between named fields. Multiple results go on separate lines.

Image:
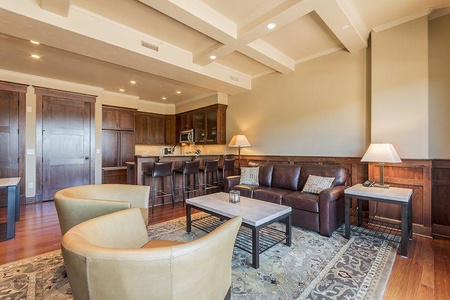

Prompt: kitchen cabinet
xmin=102 ymin=131 xmax=135 ymax=167
xmin=165 ymin=115 xmax=176 ymax=145
xmin=102 ymin=106 xmax=135 ymax=130
xmin=102 ymin=130 xmax=135 ymax=183
xmin=102 ymin=106 xmax=136 ymax=184
xmin=135 ymin=112 xmax=165 ymax=145
xmin=185 ymin=104 xmax=227 ymax=144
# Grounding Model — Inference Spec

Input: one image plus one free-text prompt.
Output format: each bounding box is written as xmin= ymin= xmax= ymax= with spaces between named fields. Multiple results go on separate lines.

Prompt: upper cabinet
xmin=102 ymin=106 xmax=135 ymax=131
xmin=177 ymin=104 xmax=227 ymax=144
xmin=165 ymin=115 xmax=176 ymax=146
xmin=135 ymin=112 xmax=165 ymax=145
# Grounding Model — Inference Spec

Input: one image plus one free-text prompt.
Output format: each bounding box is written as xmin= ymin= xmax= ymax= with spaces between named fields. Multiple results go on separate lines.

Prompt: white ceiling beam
xmin=314 ymin=0 xmax=368 ymax=53
xmin=0 ymin=1 xmax=251 ymax=94
xmin=38 ymin=0 xmax=71 ymax=17
xmin=140 ymin=0 xmax=296 ymax=74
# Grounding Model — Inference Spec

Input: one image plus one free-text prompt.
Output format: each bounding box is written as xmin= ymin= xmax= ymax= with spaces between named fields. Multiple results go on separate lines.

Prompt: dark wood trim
xmin=0 ymin=81 xmax=28 ymax=93
xmin=34 ymin=86 xmax=96 ymax=102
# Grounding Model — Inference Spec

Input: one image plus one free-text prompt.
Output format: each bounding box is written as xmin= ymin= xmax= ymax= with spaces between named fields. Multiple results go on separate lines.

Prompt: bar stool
xmin=173 ymin=160 xmax=200 ymax=206
xmin=144 ymin=162 xmax=174 ymax=214
xmin=200 ymin=159 xmax=220 ymax=195
xmin=218 ymin=158 xmax=235 ymax=190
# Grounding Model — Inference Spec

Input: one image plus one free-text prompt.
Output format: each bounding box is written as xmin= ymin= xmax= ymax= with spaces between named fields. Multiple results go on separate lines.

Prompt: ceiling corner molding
xmin=373 ymin=8 xmax=433 ymax=33
xmin=429 ymin=7 xmax=450 ymax=20
xmin=38 ymin=0 xmax=71 ymax=17
xmin=0 ymin=68 xmax=103 ymax=95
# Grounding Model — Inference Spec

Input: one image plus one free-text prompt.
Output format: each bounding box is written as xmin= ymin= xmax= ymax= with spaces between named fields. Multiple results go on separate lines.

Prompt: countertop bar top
xmin=135 ymin=154 xmax=228 ymax=158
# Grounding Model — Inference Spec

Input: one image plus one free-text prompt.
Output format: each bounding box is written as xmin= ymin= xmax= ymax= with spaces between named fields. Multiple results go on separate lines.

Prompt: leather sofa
xmin=62 ymin=207 xmax=241 ymax=300
xmin=225 ymin=163 xmax=349 ymax=236
xmin=54 ymin=184 xmax=150 ymax=235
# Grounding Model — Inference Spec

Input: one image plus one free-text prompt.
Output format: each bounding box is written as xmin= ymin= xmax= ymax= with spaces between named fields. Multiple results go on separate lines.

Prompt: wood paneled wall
xmin=432 ymin=160 xmax=450 ymax=237
xmin=367 ymin=160 xmax=432 ymax=237
xmin=235 ymin=155 xmax=437 ymax=238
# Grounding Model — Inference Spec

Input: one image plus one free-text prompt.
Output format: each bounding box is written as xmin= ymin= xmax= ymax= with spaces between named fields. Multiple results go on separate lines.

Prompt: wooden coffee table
xmin=186 ymin=192 xmax=292 ymax=269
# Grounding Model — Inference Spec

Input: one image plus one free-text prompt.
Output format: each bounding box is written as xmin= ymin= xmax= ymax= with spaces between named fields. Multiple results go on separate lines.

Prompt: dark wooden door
xmin=41 ymin=97 xmax=92 ymax=200
xmin=0 ymin=90 xmax=19 ymax=206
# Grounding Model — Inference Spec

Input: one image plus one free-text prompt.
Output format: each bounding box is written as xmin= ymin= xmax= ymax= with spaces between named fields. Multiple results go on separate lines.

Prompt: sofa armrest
xmin=319 ymin=186 xmax=346 ymax=204
xmin=318 ymin=185 xmax=347 ymax=236
xmin=224 ymin=176 xmax=241 ymax=192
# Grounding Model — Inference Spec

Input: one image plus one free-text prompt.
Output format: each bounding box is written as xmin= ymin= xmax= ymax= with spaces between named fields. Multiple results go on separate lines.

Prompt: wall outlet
xmin=26 ymin=149 xmax=35 ymax=155
xmin=28 ymin=182 xmax=33 ymax=189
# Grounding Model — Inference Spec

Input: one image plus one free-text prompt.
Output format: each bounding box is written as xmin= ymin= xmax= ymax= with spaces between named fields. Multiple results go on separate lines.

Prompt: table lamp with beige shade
xmin=228 ymin=135 xmax=251 ymax=170
xmin=360 ymin=143 xmax=402 ymax=188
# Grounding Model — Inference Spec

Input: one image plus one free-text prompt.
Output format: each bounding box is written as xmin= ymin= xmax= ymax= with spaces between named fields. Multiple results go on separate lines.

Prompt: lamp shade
xmin=228 ymin=135 xmax=251 ymax=147
xmin=361 ymin=143 xmax=402 ymax=163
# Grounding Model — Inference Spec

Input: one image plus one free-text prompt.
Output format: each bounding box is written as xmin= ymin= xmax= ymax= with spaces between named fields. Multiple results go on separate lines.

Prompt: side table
xmin=0 ymin=177 xmax=21 ymax=240
xmin=344 ymin=183 xmax=413 ymax=257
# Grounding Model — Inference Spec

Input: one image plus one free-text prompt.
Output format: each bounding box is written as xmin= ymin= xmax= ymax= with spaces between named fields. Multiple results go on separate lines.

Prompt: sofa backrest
xmin=299 ymin=164 xmax=349 ymax=189
xmin=248 ymin=162 xmax=274 ymax=187
xmin=271 ymin=164 xmax=302 ymax=191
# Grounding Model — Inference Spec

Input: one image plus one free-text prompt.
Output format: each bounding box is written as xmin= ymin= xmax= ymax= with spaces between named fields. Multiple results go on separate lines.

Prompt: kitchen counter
xmin=130 ymin=154 xmax=230 ymax=185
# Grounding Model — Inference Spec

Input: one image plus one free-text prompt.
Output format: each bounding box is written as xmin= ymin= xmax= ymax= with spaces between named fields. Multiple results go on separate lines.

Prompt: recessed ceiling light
xmin=162 ymin=97 xmax=167 ymax=100
xmin=130 ymin=80 xmax=136 ymax=84
xmin=210 ymin=55 xmax=217 ymax=60
xmin=176 ymin=91 xmax=181 ymax=94
xmin=267 ymin=23 xmax=276 ymax=30
xmin=31 ymin=54 xmax=40 ymax=59
xmin=119 ymin=89 xmax=125 ymax=92
xmin=341 ymin=24 xmax=350 ymax=30
xmin=30 ymin=40 xmax=40 ymax=45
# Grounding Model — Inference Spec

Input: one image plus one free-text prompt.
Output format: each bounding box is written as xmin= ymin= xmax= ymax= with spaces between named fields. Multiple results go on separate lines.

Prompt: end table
xmin=344 ymin=183 xmax=413 ymax=257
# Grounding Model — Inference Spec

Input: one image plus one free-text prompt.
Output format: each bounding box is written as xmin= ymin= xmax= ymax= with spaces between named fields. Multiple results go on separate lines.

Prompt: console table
xmin=0 ymin=177 xmax=21 ymax=240
xmin=344 ymin=184 xmax=413 ymax=257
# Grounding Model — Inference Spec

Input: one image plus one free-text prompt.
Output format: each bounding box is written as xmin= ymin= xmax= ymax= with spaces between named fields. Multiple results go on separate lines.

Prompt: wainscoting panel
xmin=432 ymin=160 xmax=450 ymax=238
xmin=368 ymin=160 xmax=432 ymax=237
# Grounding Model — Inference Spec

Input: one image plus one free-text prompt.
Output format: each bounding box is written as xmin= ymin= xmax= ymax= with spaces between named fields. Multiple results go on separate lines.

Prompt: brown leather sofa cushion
xmin=271 ymin=164 xmax=301 ymax=191
xmin=248 ymin=162 xmax=274 ymax=187
xmin=299 ymin=165 xmax=348 ymax=190
xmin=253 ymin=187 xmax=291 ymax=204
xmin=282 ymin=191 xmax=319 ymax=213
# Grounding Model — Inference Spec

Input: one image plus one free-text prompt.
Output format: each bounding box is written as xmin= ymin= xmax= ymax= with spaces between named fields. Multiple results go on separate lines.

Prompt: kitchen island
xmin=128 ymin=154 xmax=231 ymax=186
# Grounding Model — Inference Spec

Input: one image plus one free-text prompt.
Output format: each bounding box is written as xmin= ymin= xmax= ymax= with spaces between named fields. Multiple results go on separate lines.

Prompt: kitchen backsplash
xmin=135 ymin=144 xmax=229 ymax=156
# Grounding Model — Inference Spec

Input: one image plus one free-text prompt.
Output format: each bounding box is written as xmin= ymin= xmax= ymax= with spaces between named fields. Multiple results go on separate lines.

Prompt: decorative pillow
xmin=240 ymin=167 xmax=259 ymax=185
xmin=302 ymin=175 xmax=335 ymax=194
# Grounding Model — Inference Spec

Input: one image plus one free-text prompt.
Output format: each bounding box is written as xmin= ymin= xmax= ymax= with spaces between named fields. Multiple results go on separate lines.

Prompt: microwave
xmin=180 ymin=129 xmax=194 ymax=143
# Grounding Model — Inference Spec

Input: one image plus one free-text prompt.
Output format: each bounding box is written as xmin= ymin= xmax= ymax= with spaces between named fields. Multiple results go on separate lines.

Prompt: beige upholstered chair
xmin=54 ymin=184 xmax=150 ymax=235
xmin=61 ymin=207 xmax=241 ymax=300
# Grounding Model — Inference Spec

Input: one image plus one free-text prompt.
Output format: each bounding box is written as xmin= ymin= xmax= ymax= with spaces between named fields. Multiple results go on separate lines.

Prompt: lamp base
xmin=374 ymin=183 xmax=390 ymax=189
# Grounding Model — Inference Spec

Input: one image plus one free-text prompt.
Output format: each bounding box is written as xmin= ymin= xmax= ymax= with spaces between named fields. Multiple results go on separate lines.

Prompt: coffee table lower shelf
xmin=192 ymin=214 xmax=288 ymax=260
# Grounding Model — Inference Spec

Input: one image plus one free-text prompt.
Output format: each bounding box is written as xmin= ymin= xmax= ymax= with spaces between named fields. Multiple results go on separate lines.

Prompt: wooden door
xmin=0 ymin=90 xmax=19 ymax=206
xmin=41 ymin=96 xmax=92 ymax=200
xmin=0 ymin=90 xmax=19 ymax=178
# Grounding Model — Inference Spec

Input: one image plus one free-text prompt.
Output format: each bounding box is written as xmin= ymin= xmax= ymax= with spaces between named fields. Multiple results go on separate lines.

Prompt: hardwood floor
xmin=0 ymin=201 xmax=449 ymax=300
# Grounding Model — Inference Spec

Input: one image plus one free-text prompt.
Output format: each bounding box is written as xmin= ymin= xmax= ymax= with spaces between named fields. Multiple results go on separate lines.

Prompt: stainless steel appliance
xmin=180 ymin=129 xmax=194 ymax=143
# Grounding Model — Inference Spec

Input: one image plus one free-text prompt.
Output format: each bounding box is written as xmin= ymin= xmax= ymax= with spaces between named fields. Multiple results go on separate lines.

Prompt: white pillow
xmin=240 ymin=167 xmax=259 ymax=185
xmin=302 ymin=175 xmax=335 ymax=194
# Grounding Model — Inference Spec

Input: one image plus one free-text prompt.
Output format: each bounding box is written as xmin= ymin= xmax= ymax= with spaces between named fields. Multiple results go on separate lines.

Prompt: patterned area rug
xmin=0 ymin=214 xmax=398 ymax=299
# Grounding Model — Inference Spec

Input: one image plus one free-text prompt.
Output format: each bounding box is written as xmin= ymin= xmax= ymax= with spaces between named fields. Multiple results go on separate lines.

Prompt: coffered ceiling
xmin=0 ymin=0 xmax=449 ymax=104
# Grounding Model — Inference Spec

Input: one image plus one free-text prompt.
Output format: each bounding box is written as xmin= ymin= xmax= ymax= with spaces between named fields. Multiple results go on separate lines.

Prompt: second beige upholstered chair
xmin=62 ymin=207 xmax=241 ymax=300
xmin=54 ymin=184 xmax=150 ymax=235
